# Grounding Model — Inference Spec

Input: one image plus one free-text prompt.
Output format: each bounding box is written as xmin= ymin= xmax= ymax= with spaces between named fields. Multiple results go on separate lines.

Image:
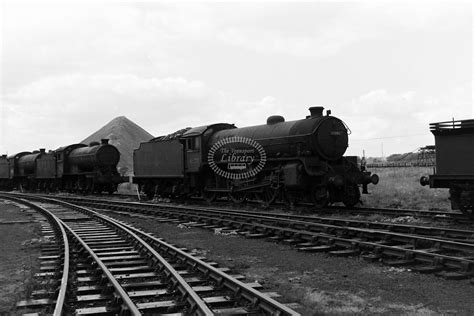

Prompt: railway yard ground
xmin=0 ymin=166 xmax=473 ymax=315
xmin=0 ymin=201 xmax=42 ymax=313
xmin=1 ymin=195 xmax=474 ymax=315
xmin=111 ymin=212 xmax=474 ymax=315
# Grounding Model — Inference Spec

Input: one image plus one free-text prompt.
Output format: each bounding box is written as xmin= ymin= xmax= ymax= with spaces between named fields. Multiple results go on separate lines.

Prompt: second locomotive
xmin=133 ymin=107 xmax=378 ymax=207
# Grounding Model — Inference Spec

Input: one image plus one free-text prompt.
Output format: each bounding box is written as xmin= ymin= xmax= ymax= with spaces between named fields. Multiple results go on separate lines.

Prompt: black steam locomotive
xmin=0 ymin=139 xmax=121 ymax=193
xmin=134 ymin=107 xmax=378 ymax=207
xmin=420 ymin=119 xmax=474 ymax=218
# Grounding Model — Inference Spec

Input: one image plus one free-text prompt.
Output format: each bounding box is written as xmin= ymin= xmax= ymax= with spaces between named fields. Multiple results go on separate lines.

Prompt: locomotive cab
xmin=181 ymin=128 xmax=204 ymax=173
xmin=181 ymin=124 xmax=236 ymax=174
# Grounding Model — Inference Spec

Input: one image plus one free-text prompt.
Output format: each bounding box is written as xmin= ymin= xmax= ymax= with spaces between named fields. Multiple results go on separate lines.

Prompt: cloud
xmin=1 ymin=73 xmax=284 ymax=153
xmin=1 ymin=73 xmax=222 ymax=151
xmin=343 ymin=82 xmax=472 ymax=156
xmin=0 ymin=2 xmax=470 ymax=157
xmin=215 ymin=2 xmax=469 ymax=58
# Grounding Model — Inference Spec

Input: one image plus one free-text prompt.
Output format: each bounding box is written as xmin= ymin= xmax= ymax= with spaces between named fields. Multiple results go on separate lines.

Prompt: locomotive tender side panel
xmin=0 ymin=156 xmax=10 ymax=179
xmin=36 ymin=153 xmax=56 ymax=179
xmin=421 ymin=119 xmax=474 ymax=218
xmin=134 ymin=140 xmax=184 ymax=178
xmin=434 ymin=133 xmax=474 ymax=175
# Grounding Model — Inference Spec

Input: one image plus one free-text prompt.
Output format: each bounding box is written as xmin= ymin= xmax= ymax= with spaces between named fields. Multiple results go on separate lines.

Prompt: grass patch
xmin=362 ymin=167 xmax=450 ymax=211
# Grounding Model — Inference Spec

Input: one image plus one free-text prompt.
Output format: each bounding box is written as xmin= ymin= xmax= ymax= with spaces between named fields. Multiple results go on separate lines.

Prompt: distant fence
xmin=366 ymin=162 xmax=435 ymax=168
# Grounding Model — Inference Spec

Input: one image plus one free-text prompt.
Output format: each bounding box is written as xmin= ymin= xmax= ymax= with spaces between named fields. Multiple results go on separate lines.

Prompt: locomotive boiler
xmin=55 ymin=139 xmax=121 ymax=193
xmin=134 ymin=107 xmax=378 ymax=208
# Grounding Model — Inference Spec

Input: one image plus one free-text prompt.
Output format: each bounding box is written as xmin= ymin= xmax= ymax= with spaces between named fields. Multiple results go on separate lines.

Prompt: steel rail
xmin=213 ymin=220 xmax=474 ymax=273
xmin=156 ymin=203 xmax=474 ymax=242
xmin=173 ymin=209 xmax=474 ymax=256
xmin=1 ymin=191 xmax=470 ymax=220
xmin=27 ymin=197 xmax=215 ymax=315
xmin=0 ymin=195 xmax=70 ymax=316
xmin=59 ymin=197 xmax=474 ymax=274
xmin=328 ymin=205 xmax=468 ymax=220
xmin=56 ymin=198 xmax=299 ymax=316
xmin=64 ymin=197 xmax=474 ymax=250
xmin=104 ymin=215 xmax=300 ymax=316
xmin=11 ymin=193 xmax=300 ymax=315
xmin=7 ymin=193 xmax=473 ymax=278
xmin=47 ymin=195 xmax=474 ymax=241
xmin=58 ymin=215 xmax=142 ymax=315
xmin=81 ymin=208 xmax=214 ymax=315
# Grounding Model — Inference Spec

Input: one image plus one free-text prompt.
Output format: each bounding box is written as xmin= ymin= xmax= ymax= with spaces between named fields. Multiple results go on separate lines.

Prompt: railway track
xmin=1 ymin=194 xmax=299 ymax=315
xmin=39 ymin=195 xmax=474 ymax=282
xmin=50 ymin=191 xmax=470 ymax=221
xmin=326 ymin=205 xmax=470 ymax=221
xmin=43 ymin=195 xmax=474 ymax=243
xmin=190 ymin=194 xmax=471 ymax=221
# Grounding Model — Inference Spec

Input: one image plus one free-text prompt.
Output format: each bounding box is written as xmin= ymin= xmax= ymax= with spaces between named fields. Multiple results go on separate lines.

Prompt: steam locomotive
xmin=420 ymin=119 xmax=474 ymax=218
xmin=134 ymin=107 xmax=379 ymax=207
xmin=0 ymin=139 xmax=121 ymax=193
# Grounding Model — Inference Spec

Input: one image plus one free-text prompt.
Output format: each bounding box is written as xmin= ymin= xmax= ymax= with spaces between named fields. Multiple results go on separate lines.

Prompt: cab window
xmin=187 ymin=138 xmax=201 ymax=150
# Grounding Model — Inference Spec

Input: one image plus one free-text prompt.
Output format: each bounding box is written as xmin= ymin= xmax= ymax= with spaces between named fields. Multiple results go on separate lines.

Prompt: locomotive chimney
xmin=101 ymin=139 xmax=109 ymax=145
xmin=39 ymin=148 xmax=45 ymax=154
xmin=1 ymin=154 xmax=6 ymax=158
xmin=309 ymin=106 xmax=324 ymax=118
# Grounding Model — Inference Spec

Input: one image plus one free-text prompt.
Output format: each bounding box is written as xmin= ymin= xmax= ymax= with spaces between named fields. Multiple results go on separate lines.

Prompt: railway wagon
xmin=54 ymin=139 xmax=121 ymax=193
xmin=16 ymin=149 xmax=56 ymax=191
xmin=134 ymin=107 xmax=378 ymax=207
xmin=420 ymin=119 xmax=474 ymax=218
xmin=0 ymin=155 xmax=11 ymax=189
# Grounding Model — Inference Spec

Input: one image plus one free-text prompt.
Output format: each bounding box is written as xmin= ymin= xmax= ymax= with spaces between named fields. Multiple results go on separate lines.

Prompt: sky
xmin=0 ymin=1 xmax=472 ymax=157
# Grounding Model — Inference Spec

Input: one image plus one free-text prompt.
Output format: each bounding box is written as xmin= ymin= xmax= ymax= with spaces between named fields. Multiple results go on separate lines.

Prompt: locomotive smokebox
xmin=309 ymin=106 xmax=324 ymax=118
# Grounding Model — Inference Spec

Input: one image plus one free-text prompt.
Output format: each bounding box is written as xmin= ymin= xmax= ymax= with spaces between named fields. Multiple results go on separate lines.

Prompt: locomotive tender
xmin=0 ymin=139 xmax=121 ymax=193
xmin=134 ymin=107 xmax=379 ymax=207
xmin=420 ymin=119 xmax=474 ymax=218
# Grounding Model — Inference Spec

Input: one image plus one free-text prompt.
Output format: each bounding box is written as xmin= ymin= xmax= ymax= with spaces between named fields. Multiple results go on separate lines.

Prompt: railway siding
xmin=6 ymin=197 xmax=69 ymax=315
xmin=51 ymin=196 xmax=474 ymax=281
xmin=1 ymin=193 xmax=300 ymax=315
